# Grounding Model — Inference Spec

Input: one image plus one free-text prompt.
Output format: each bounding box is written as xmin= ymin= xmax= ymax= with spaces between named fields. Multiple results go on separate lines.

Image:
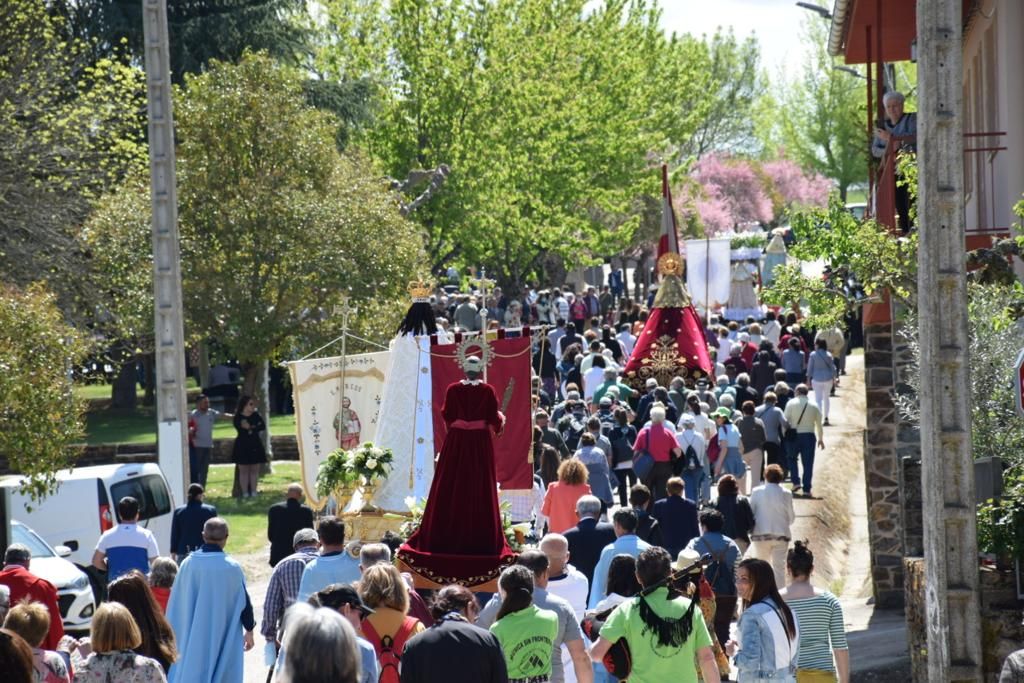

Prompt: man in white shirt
xmin=541 ymin=534 xmax=589 ymax=683
xmin=552 ymin=289 xmax=570 ymax=322
xmin=616 ymin=323 xmax=636 ymax=358
xmin=749 ymin=465 xmax=796 ymax=587
xmin=762 ymin=311 xmax=782 ymax=347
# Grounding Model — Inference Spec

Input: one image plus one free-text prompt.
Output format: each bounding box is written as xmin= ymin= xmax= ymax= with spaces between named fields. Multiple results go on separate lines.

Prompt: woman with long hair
xmin=727 ymin=558 xmax=799 ymax=682
xmin=536 ymin=443 xmax=561 ymax=489
xmin=780 ymin=542 xmax=849 ymax=682
xmin=540 ymin=459 xmax=592 ymax=534
xmin=489 ymin=566 xmax=558 ymax=683
xmin=107 ymin=570 xmax=177 ymax=672
xmin=586 ymin=555 xmax=641 ymax=683
xmin=232 ymin=395 xmax=267 ymax=497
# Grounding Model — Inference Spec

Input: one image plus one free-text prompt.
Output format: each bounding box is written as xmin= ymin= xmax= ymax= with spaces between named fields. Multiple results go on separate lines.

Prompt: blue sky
xmin=660 ymin=0 xmax=818 ymax=78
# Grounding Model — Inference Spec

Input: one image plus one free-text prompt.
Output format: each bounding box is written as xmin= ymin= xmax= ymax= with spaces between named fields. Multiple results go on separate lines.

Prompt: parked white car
xmin=10 ymin=520 xmax=96 ymax=634
xmin=0 ymin=463 xmax=175 ymax=568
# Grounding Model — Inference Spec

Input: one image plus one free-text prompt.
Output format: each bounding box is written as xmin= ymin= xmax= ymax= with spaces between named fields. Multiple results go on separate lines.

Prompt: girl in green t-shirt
xmin=489 ymin=565 xmax=559 ymax=683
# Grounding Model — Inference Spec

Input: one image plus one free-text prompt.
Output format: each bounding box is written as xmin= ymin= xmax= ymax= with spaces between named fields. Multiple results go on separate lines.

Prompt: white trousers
xmin=742 ymin=448 xmax=763 ymax=494
xmin=752 ymin=538 xmax=790 ymax=587
xmin=811 ymin=379 xmax=833 ymax=419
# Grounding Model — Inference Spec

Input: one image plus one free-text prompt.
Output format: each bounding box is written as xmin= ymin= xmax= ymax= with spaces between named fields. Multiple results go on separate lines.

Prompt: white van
xmin=0 ymin=463 xmax=175 ymax=568
xmin=10 ymin=521 xmax=96 ymax=634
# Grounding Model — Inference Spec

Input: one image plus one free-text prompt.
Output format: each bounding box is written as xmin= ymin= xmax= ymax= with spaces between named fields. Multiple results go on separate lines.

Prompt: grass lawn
xmin=203 ymin=461 xmax=303 ymax=556
xmin=83 ymin=408 xmax=296 ymax=445
xmin=73 ymin=378 xmax=199 ymax=401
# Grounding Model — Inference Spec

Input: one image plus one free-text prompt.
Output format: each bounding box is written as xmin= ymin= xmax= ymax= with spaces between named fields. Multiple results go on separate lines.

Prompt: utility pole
xmin=142 ymin=0 xmax=189 ymax=504
xmin=915 ymin=0 xmax=982 ymax=680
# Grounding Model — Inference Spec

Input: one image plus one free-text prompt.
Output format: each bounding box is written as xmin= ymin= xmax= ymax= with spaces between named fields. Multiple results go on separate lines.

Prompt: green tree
xmin=0 ymin=284 xmax=88 ymax=500
xmin=761 ymin=196 xmax=917 ymax=326
xmin=777 ymin=12 xmax=868 ymax=201
xmin=174 ymin=53 xmax=426 ymax=391
xmin=676 ymin=29 xmax=765 ymax=160
xmin=78 ymin=175 xmax=157 ymax=410
xmin=367 ymin=0 xmax=705 ymax=287
xmin=49 ymin=0 xmax=310 ymax=84
xmin=0 ymin=0 xmax=145 ymax=295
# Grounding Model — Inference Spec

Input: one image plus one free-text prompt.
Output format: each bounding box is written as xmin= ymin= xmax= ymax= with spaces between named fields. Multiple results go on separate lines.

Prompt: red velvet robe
xmin=399 ymin=381 xmax=515 ymax=585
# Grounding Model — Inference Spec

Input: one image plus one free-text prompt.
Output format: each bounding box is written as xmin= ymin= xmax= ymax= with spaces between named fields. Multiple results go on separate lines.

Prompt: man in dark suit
xmin=562 ymin=495 xmax=615 ymax=600
xmin=651 ymin=477 xmax=700 ymax=559
xmin=170 ymin=483 xmax=218 ymax=561
xmin=267 ymin=483 xmax=315 ymax=566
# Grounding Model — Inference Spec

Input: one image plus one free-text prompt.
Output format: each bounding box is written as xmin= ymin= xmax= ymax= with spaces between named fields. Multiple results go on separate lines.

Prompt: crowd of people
xmin=0 ymin=281 xmax=861 ymax=683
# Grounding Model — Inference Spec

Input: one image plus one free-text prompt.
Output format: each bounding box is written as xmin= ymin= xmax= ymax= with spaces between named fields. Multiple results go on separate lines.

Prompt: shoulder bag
xmin=632 ymin=430 xmax=655 ymax=481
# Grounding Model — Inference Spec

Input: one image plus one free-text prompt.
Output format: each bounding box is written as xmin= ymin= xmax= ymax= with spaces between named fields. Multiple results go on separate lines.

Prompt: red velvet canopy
xmin=623 ymin=257 xmax=713 ymax=389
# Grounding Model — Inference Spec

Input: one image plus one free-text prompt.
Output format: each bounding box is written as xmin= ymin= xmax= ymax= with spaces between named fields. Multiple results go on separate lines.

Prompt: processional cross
xmin=333 ymin=296 xmax=358 ymax=428
xmin=469 ymin=269 xmax=496 ymax=382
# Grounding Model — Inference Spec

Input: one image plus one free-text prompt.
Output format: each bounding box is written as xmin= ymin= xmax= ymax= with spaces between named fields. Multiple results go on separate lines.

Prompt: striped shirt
xmin=261 ymin=546 xmax=319 ymax=641
xmin=786 ymin=591 xmax=848 ymax=672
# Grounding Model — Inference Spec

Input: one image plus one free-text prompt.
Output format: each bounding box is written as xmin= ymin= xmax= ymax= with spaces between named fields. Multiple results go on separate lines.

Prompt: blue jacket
xmin=651 ymin=496 xmax=699 ymax=558
xmin=735 ymin=597 xmax=798 ymax=681
xmin=588 ymin=534 xmax=651 ymax=610
xmin=170 ymin=500 xmax=217 ymax=557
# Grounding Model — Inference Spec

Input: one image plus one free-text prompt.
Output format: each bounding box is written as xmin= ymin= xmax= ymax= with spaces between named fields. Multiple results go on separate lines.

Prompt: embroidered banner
xmin=429 ymin=336 xmax=534 ymax=489
xmin=289 ymin=351 xmax=389 ymax=509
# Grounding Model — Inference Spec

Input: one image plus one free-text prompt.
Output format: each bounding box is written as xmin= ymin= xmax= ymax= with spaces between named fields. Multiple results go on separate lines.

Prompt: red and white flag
xmin=658 ymin=163 xmax=680 ymax=258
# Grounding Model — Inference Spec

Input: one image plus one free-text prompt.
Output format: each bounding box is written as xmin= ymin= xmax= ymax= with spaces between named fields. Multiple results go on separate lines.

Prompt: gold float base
xmin=340 ymin=510 xmax=410 ymax=543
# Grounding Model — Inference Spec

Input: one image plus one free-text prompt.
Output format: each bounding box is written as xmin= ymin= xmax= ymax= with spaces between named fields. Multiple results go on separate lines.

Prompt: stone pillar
xmin=863 ymin=319 xmax=906 ymax=607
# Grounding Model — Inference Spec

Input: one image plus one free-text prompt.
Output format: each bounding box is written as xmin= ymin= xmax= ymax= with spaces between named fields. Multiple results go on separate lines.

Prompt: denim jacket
xmin=735 ymin=597 xmax=798 ymax=681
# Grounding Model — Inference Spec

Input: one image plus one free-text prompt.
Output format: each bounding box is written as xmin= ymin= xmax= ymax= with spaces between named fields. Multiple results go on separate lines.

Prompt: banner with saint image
xmin=289 ymin=351 xmax=389 ymax=510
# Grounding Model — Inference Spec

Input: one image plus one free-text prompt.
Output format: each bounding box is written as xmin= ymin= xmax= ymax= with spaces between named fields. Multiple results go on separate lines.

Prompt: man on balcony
xmin=872 ymin=91 xmax=918 ymax=234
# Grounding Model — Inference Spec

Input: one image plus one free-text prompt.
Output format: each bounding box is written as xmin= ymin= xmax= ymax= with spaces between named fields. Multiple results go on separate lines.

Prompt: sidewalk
xmin=828 ymin=354 xmax=910 ymax=680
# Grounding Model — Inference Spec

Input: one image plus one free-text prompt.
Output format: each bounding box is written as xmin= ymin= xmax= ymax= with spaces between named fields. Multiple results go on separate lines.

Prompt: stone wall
xmin=892 ymin=315 xmax=924 ymax=558
xmin=863 ymin=320 xmax=906 ymax=607
xmin=0 ymin=435 xmax=299 ymax=476
xmin=905 ymin=558 xmax=1024 ymax=681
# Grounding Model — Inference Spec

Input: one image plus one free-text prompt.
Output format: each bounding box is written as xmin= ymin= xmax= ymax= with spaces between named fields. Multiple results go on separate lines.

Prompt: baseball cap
xmin=645 ymin=378 xmax=658 ymax=389
xmin=599 ymin=396 xmax=612 ymax=406
xmin=713 ymin=407 xmax=733 ymax=419
xmin=316 ymin=583 xmax=375 ymax=617
xmin=292 ymin=528 xmax=319 ymax=547
xmin=681 ymin=414 xmax=696 ymax=426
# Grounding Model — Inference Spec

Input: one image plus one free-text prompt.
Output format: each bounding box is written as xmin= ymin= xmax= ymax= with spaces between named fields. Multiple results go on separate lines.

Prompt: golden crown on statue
xmin=408 ymin=280 xmax=433 ymax=302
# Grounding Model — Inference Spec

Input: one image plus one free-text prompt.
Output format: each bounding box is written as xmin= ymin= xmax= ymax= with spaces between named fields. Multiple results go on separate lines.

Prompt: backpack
xmin=362 ymin=616 xmax=419 ymax=683
xmin=697 ymin=538 xmax=736 ymax=597
xmin=683 ymin=443 xmax=701 ymax=471
xmin=560 ymin=414 xmax=586 ymax=451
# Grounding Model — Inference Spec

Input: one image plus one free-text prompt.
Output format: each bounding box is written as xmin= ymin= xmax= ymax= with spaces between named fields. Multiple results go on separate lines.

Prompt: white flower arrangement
xmin=316 ymin=442 xmax=394 ymax=499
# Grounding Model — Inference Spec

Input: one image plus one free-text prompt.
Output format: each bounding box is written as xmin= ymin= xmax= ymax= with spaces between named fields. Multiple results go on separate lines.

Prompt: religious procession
xmin=4 ymin=0 xmax=1024 ymax=682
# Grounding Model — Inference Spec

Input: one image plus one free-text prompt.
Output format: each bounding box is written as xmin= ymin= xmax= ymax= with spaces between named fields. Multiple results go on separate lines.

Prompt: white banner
xmin=288 ymin=351 xmax=389 ymax=510
xmin=686 ymin=238 xmax=733 ymax=312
